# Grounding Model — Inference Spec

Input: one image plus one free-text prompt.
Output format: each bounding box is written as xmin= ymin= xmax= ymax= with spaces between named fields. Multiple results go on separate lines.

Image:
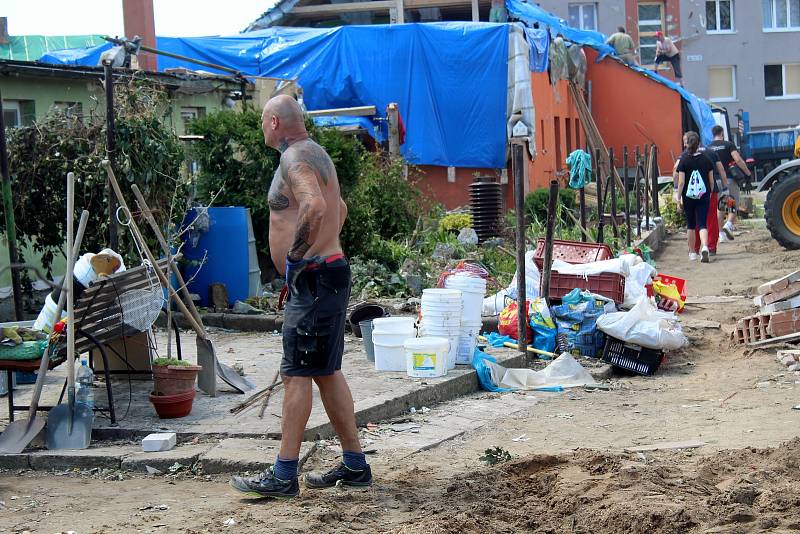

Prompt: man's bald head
xmin=262 ymin=95 xmax=307 ymax=151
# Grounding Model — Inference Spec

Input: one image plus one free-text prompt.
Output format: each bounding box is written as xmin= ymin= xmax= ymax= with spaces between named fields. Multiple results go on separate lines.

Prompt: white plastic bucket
xmin=420 ymin=328 xmax=459 ymax=369
xmin=372 ymin=317 xmax=416 ymax=334
xmin=73 ymin=253 xmax=98 ymax=288
xmin=32 ymin=292 xmax=65 ymax=333
xmin=420 ymin=311 xmax=462 ymax=324
xmin=372 ymin=332 xmax=412 ymax=347
xmin=456 ymin=324 xmax=481 ymax=365
xmin=445 ymin=276 xmax=486 ymax=323
xmin=405 ymin=336 xmax=449 ymax=378
xmin=422 ymin=288 xmax=462 ymax=301
xmin=374 ymin=342 xmax=409 ymax=372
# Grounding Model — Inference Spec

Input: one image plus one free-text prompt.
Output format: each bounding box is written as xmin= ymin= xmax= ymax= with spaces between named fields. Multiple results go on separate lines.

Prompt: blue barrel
xmin=181 ymin=207 xmax=253 ymax=307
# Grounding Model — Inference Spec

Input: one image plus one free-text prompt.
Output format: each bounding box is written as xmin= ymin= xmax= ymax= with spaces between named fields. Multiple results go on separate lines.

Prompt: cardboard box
xmin=91 ymin=331 xmax=152 ymax=380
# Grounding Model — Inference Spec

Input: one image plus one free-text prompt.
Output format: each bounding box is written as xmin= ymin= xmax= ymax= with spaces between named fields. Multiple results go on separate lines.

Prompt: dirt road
xmin=2 ymin=226 xmax=799 ymax=533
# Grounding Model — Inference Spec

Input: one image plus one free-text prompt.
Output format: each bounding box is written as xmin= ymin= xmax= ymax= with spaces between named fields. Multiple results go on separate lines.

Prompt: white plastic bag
xmin=551 ymin=256 xmax=631 ymax=278
xmin=686 ymin=169 xmax=707 ymax=200
xmin=596 ymin=296 xmax=688 ymax=350
xmin=506 ymin=250 xmax=541 ymax=302
xmin=623 ymin=261 xmax=657 ymax=309
xmin=482 ymin=289 xmax=511 ymax=316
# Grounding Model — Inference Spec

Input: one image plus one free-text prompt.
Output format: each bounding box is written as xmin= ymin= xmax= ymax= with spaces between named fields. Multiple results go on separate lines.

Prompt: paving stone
xmin=121 ymin=443 xmax=213 ymax=472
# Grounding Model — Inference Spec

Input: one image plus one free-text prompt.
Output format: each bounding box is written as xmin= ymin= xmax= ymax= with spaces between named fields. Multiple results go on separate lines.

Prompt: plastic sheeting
xmin=40 ymin=24 xmax=509 ymax=168
xmin=2 ymin=35 xmax=105 ymax=62
xmin=505 ymin=0 xmax=615 ymax=58
xmin=508 ymin=24 xmax=536 ymax=158
xmin=525 ymin=28 xmax=549 ymax=72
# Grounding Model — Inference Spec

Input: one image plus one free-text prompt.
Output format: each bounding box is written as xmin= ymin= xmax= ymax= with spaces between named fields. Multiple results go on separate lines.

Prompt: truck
xmin=710 ymin=107 xmax=800 ymax=250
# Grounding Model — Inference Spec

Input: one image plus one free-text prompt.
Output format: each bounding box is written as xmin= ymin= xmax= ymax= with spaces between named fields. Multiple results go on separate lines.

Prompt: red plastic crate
xmin=543 ymin=271 xmax=626 ymax=304
xmin=534 ymin=239 xmax=613 ymax=271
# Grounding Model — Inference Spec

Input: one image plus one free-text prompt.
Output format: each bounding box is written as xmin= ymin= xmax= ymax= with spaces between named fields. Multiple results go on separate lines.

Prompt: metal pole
xmin=0 ymin=93 xmax=24 ymax=320
xmin=609 ymin=147 xmax=618 ymax=239
xmin=541 ymin=180 xmax=559 ymax=304
xmin=512 ymin=143 xmax=527 ymax=355
xmin=651 ymin=145 xmax=660 ymax=217
xmin=623 ymin=145 xmax=631 ymax=247
xmin=104 ymin=61 xmax=119 ymax=250
xmin=635 ymin=146 xmax=642 ymax=239
xmin=644 ymin=144 xmax=650 ymax=233
xmin=595 ymin=148 xmax=603 ymax=244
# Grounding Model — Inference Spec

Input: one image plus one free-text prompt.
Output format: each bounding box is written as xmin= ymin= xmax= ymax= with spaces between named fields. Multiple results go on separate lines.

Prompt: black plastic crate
xmin=601 ymin=336 xmax=664 ymax=376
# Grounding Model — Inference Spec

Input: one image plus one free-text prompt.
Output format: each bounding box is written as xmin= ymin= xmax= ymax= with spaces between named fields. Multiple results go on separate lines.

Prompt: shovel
xmin=0 ymin=208 xmax=89 ymax=454
xmin=130 ymin=184 xmax=254 ymax=394
xmin=46 ymin=173 xmax=94 ymax=450
xmin=101 ymin=161 xmax=253 ymax=396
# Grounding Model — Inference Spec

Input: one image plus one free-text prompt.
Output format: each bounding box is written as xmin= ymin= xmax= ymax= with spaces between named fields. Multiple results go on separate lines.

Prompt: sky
xmin=1 ymin=0 xmax=276 ymax=37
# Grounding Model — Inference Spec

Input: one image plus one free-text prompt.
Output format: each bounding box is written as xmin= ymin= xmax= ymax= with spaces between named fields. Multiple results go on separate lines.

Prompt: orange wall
xmin=585 ymin=47 xmax=682 ymax=174
xmin=416 ymin=165 xmax=513 ymax=211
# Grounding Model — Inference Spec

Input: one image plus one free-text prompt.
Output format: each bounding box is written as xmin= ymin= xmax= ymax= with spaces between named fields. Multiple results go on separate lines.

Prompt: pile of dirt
xmin=312 ymin=438 xmax=800 ymax=534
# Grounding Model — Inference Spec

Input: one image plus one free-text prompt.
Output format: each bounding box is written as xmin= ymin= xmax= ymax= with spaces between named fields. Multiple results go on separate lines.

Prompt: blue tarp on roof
xmin=505 ymin=0 xmax=615 ymax=58
xmin=505 ymin=0 xmax=715 ymax=145
xmin=41 ymin=24 xmax=509 ymax=168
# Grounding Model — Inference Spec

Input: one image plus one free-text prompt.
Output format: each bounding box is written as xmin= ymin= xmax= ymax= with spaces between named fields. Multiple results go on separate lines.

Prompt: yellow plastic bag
xmin=652 ymin=280 xmax=684 ymax=312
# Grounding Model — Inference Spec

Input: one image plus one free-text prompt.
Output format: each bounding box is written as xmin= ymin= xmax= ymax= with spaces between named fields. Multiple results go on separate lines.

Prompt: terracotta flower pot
xmin=149 ymin=389 xmax=195 ymax=419
xmin=152 ymin=364 xmax=202 ymax=396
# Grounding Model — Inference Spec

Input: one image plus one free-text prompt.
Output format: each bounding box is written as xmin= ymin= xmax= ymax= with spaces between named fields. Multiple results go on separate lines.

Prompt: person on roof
xmin=606 ymin=27 xmax=637 ymax=66
xmin=654 ymin=31 xmax=682 ymax=85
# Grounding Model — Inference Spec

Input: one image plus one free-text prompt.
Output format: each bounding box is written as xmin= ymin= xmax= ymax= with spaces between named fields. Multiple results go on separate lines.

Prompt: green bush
xmin=5 ymin=81 xmax=185 ymax=274
xmin=439 ymin=213 xmax=473 ymax=233
xmin=524 ymin=187 xmax=577 ymax=226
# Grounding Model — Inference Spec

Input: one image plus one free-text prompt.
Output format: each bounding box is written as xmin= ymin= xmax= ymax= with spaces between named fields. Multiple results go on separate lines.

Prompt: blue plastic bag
xmin=529 ymin=298 xmax=557 ymax=354
xmin=551 ymin=290 xmax=605 ymax=358
xmin=472 ymin=348 xmax=513 ymax=392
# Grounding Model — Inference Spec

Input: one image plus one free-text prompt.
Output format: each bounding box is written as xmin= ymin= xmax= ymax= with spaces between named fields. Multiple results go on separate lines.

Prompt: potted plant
xmin=149 ymin=358 xmax=202 ymax=419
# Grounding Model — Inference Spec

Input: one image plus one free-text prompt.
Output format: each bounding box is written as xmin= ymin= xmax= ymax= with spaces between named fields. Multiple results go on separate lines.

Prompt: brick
xmin=760 ymin=295 xmax=800 ymax=315
xmin=768 ymin=309 xmax=800 ymax=338
xmin=757 ymin=271 xmax=800 ymax=295
xmin=764 ymin=281 xmax=800 ymax=305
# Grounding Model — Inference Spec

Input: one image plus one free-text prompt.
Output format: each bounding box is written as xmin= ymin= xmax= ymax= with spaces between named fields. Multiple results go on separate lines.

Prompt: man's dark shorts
xmin=282 ymin=257 xmax=350 ymax=377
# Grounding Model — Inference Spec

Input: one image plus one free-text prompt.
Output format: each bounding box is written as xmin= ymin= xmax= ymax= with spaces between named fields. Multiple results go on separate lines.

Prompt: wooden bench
xmin=2 ymin=258 xmax=181 ymax=425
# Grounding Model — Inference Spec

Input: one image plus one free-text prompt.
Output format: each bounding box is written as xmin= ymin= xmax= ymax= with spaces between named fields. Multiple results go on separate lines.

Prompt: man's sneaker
xmin=722 ymin=222 xmax=735 ymax=240
xmin=688 ymin=252 xmax=699 ymax=261
xmin=700 ymin=246 xmax=710 ymax=263
xmin=230 ymin=467 xmax=299 ymax=498
xmin=304 ymin=462 xmax=372 ymax=489
xmin=719 ymin=232 xmax=728 ymax=243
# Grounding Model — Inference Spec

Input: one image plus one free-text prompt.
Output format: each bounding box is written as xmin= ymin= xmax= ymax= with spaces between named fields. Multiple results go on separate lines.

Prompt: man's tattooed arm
xmin=285 ymin=161 xmax=327 ymax=262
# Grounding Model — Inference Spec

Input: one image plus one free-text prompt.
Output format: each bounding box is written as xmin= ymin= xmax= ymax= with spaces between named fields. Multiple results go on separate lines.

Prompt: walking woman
xmin=676 ymin=131 xmax=714 ymax=263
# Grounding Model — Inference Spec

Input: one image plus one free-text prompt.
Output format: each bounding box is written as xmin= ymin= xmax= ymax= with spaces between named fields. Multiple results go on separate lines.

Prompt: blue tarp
xmin=312 ymin=116 xmax=384 ymax=141
xmin=41 ymin=24 xmax=510 ymax=168
xmin=40 ymin=41 xmax=112 ymax=65
xmin=505 ymin=0 xmax=615 ymax=58
xmin=525 ymin=28 xmax=549 ymax=72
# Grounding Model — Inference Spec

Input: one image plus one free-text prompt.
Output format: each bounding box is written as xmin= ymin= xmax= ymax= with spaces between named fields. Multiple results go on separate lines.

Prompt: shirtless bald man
xmin=230 ymin=95 xmax=371 ymax=498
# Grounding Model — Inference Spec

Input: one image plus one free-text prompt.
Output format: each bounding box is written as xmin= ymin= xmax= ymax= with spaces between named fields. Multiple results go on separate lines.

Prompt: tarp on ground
xmin=40 ymin=23 xmax=510 ymax=168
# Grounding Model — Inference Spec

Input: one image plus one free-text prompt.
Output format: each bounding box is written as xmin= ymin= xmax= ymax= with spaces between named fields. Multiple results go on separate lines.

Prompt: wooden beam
xmin=471 ymin=0 xmax=479 ymax=21
xmin=395 ymin=0 xmax=405 ymax=23
xmin=291 ymin=0 xmax=395 ymax=15
xmin=306 ymin=105 xmax=377 ymax=117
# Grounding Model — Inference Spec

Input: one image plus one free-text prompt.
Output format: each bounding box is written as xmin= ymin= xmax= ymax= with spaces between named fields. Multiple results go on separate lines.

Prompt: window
xmin=180 ymin=106 xmax=206 ymax=129
xmin=762 ymin=0 xmax=800 ymax=30
xmin=764 ymin=63 xmax=800 ymax=98
xmin=568 ymin=3 xmax=597 ymax=31
xmin=2 ymin=100 xmax=21 ymax=128
xmin=709 ymin=66 xmax=737 ymax=101
xmin=638 ymin=2 xmax=665 ymax=66
xmin=706 ymin=0 xmax=734 ymax=32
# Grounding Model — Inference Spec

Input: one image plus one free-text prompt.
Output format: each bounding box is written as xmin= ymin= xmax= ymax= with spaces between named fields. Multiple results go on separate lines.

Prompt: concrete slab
xmin=121 ymin=443 xmax=213 ymax=472
xmin=2 ymin=328 xmax=524 ymax=443
xmin=28 ymin=444 xmax=139 ymax=471
xmin=0 ymin=453 xmax=30 ymax=470
xmin=199 ymin=438 xmax=314 ymax=474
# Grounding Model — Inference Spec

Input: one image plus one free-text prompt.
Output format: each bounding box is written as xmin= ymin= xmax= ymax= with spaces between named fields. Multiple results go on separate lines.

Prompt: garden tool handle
xmin=28 ymin=209 xmax=89 ymax=417
xmin=66 ymin=173 xmax=76 ymax=395
xmin=101 ymin=161 xmax=208 ymax=338
xmin=129 ymin=184 xmax=204 ymax=327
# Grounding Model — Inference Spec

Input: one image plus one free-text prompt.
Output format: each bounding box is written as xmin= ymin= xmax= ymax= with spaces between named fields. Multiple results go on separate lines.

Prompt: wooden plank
xmin=757 ymin=270 xmax=800 ymax=295
xmin=471 ymin=0 xmax=479 ymax=21
xmin=306 ymin=105 xmax=376 ymax=118
xmin=747 ymin=330 xmax=800 ymax=348
xmin=624 ymin=441 xmax=705 ymax=452
xmin=685 ymin=295 xmax=748 ymax=305
xmin=291 ymin=0 xmax=395 ymax=15
xmin=395 ymin=0 xmax=404 ymax=22
xmin=764 ymin=281 xmax=800 ymax=305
